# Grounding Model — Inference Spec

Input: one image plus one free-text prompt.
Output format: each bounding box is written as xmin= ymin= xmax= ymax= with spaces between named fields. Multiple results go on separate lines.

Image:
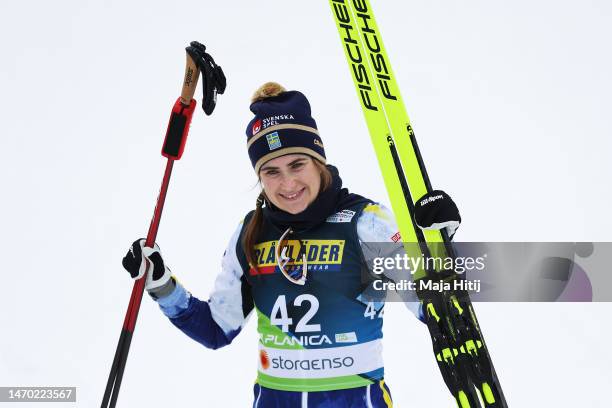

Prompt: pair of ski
xmin=329 ymin=0 xmax=507 ymax=406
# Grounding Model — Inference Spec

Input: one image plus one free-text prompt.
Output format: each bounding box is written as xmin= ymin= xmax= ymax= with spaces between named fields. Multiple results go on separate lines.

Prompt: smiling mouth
xmin=279 ymin=188 xmax=305 ymax=201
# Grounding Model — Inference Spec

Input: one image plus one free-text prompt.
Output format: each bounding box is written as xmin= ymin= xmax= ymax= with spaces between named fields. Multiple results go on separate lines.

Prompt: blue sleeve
xmin=168 ymin=294 xmax=241 ymax=350
xmin=154 ymin=221 xmax=254 ymax=349
xmin=357 ymin=203 xmax=424 ymax=322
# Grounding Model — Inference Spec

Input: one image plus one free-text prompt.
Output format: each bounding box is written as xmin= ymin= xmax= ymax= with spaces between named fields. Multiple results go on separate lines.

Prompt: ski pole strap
xmin=185 ymin=41 xmax=226 ymax=116
xmin=161 ymin=97 xmax=197 ymax=160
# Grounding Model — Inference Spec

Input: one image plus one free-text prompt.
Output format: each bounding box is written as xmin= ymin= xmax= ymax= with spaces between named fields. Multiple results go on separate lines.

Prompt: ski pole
xmin=101 ymin=49 xmax=200 ymax=408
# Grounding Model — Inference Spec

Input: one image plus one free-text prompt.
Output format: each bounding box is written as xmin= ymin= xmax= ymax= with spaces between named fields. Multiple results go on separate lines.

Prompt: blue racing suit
xmin=155 ymin=203 xmax=420 ymax=407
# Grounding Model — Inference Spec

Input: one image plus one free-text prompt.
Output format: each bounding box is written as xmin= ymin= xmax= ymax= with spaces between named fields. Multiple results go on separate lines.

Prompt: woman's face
xmin=259 ymin=154 xmax=322 ymax=214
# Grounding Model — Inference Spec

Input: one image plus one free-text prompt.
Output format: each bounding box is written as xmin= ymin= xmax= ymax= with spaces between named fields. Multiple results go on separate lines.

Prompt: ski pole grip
xmin=180 ymin=52 xmax=200 ymax=105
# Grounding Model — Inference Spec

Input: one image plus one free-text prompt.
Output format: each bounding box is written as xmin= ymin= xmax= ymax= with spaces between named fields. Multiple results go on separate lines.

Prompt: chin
xmin=274 ymin=191 xmax=313 ymax=214
xmin=284 ymin=202 xmax=309 ymax=214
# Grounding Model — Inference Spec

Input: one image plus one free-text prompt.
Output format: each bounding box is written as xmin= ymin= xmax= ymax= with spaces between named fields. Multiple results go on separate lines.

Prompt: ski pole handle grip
xmin=180 ymin=52 xmax=200 ymax=104
xmin=161 ymin=52 xmax=200 ymax=160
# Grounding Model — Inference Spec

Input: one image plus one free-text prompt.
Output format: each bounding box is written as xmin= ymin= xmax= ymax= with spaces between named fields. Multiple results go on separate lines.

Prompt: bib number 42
xmin=270 ymin=294 xmax=321 ymax=333
xmin=364 ymin=302 xmax=384 ymax=320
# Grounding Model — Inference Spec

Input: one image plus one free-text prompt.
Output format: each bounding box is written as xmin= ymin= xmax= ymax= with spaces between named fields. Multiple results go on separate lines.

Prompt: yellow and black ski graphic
xmin=329 ymin=1 xmax=507 ymax=406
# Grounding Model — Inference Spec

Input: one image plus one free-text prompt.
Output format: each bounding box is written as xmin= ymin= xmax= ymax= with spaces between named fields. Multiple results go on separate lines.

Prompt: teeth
xmin=282 ymin=190 xmax=301 ymax=200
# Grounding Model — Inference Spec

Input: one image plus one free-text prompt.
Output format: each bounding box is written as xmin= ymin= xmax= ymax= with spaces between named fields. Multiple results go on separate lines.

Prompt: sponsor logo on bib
xmin=259 ymin=349 xmax=270 ymax=370
xmin=326 ymin=210 xmax=356 ymax=223
xmin=335 ymin=332 xmax=358 ymax=343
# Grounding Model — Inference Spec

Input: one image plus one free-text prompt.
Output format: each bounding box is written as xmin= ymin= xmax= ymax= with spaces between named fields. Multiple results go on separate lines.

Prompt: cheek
xmin=307 ymin=173 xmax=321 ymax=194
xmin=261 ymin=178 xmax=279 ymax=196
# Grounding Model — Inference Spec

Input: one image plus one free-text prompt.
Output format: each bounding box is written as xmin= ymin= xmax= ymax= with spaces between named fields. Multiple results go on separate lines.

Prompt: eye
xmin=263 ymin=169 xmax=279 ymax=176
xmin=291 ymin=161 xmax=305 ymax=170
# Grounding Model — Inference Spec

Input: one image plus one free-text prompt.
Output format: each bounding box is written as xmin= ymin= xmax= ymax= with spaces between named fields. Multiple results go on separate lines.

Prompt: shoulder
xmin=231 ymin=210 xmax=257 ymax=270
xmin=225 ymin=217 xmax=247 ymax=259
xmin=240 ymin=210 xmax=256 ymax=227
xmin=232 ymin=209 xmax=257 ymax=243
xmin=356 ymin=203 xmax=401 ymax=243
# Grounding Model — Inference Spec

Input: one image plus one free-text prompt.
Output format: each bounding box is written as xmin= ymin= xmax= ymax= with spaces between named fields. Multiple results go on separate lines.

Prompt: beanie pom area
xmin=251 ymin=82 xmax=287 ymax=104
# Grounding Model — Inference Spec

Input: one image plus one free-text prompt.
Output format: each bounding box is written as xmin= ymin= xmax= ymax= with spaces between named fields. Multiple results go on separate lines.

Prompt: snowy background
xmin=1 ymin=0 xmax=611 ymax=406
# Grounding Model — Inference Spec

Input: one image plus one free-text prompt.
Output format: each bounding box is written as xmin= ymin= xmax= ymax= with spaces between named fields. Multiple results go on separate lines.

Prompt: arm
xmin=356 ymin=203 xmax=423 ymax=321
xmin=155 ymin=222 xmax=254 ymax=349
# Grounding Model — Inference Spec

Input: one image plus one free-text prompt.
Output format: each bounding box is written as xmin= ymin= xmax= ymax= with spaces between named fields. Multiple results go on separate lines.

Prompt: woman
xmin=122 ymin=82 xmax=461 ymax=407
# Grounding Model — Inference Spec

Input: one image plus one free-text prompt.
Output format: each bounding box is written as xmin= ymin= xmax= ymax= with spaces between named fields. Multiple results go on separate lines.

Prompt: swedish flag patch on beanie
xmin=245 ymin=83 xmax=326 ymax=173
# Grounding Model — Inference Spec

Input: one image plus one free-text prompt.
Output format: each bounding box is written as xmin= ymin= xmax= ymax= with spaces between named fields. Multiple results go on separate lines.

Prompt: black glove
xmin=414 ymin=190 xmax=461 ymax=240
xmin=185 ymin=41 xmax=226 ymax=115
xmin=122 ymin=239 xmax=175 ymax=299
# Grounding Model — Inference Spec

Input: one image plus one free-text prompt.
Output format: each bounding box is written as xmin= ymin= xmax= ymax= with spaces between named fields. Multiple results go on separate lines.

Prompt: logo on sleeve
xmin=391 ymin=231 xmax=401 ymax=242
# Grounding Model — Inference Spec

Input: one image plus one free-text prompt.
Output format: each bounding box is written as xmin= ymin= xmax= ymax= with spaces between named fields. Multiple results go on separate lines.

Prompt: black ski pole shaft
xmin=386 ymin=135 xmax=483 ymax=405
xmin=101 ymin=51 xmax=200 ymax=408
xmin=407 ymin=124 xmax=508 ymax=407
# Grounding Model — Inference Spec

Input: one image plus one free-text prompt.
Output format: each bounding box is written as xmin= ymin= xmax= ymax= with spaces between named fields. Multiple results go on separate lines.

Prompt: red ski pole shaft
xmin=101 ymin=52 xmax=200 ymax=408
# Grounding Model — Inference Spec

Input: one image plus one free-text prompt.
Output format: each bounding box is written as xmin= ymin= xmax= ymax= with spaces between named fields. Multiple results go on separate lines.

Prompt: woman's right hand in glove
xmin=122 ymin=239 xmax=175 ymax=299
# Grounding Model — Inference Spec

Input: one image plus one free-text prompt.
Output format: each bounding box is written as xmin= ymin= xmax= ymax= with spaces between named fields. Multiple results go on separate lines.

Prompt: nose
xmin=280 ymin=173 xmax=299 ymax=191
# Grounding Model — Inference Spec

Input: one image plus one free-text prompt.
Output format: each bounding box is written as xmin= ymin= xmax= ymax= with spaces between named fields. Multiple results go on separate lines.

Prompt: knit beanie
xmin=245 ymin=82 xmax=326 ymax=173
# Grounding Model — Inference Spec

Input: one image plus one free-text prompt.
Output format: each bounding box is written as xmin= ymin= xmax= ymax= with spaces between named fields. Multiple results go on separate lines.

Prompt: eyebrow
xmin=261 ymin=158 xmax=308 ymax=172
